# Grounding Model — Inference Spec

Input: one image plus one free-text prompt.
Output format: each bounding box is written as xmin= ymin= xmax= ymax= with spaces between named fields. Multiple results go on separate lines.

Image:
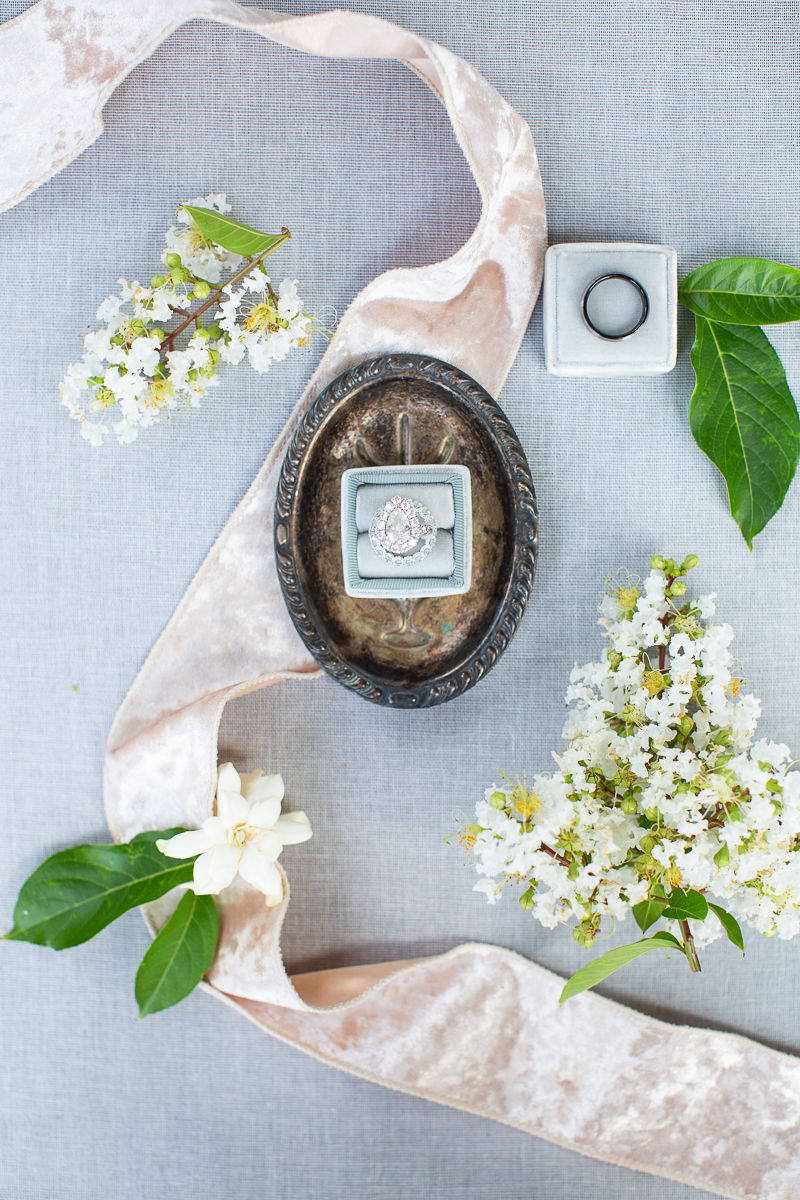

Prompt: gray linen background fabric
xmin=2 ymin=1 xmax=799 ymax=1197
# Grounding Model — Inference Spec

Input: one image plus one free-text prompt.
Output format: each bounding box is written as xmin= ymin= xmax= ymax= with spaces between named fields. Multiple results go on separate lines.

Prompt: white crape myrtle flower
xmin=80 ymin=420 xmax=105 ymax=446
xmin=216 ymin=270 xmax=313 ymax=374
xmin=157 ymin=763 xmax=312 ymax=907
xmin=466 ymin=554 xmax=800 ymax=980
xmin=163 ymin=193 xmax=242 ymax=283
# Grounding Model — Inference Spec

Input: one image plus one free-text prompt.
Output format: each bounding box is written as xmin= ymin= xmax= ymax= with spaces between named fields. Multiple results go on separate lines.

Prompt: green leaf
xmin=679 ymin=258 xmax=800 ymax=325
xmin=632 ymin=895 xmax=667 ymax=932
xmin=660 ymin=887 xmax=709 ymax=922
xmin=4 ymin=831 xmax=196 ymax=949
xmin=688 ymin=317 xmax=800 ymax=548
xmin=559 ymin=932 xmax=683 ymax=1004
xmin=180 ymin=206 xmax=289 ymax=258
xmin=135 ymin=892 xmax=218 ymax=1017
xmin=707 ymin=901 xmax=745 ymax=953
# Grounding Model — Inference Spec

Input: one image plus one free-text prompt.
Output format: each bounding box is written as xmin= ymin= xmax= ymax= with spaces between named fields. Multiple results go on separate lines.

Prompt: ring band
xmin=581 ymin=273 xmax=649 ymax=341
xmin=369 ymin=495 xmax=438 ymax=566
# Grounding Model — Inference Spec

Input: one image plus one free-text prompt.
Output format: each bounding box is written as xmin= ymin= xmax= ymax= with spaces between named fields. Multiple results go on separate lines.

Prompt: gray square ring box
xmin=340 ymin=464 xmax=473 ymax=600
xmin=543 ymin=242 xmax=677 ymax=376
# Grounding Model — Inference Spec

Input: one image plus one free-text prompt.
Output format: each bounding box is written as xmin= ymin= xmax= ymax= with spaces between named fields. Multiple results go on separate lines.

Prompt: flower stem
xmin=658 ymin=573 xmax=675 ymax=671
xmin=160 ymin=229 xmax=291 ymax=353
xmin=680 ymin=918 xmax=702 ymax=972
xmin=538 ymin=842 xmax=571 ymax=869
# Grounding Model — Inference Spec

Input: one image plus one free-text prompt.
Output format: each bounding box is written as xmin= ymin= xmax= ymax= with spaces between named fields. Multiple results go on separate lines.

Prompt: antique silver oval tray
xmin=274 ymin=354 xmax=538 ymax=708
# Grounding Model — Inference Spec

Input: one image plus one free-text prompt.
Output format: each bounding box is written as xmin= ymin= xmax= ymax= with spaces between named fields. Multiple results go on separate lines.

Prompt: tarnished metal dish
xmin=274 ymin=355 xmax=538 ymax=707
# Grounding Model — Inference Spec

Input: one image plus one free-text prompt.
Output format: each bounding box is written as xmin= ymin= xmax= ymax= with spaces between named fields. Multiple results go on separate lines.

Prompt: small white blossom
xmin=157 ymin=763 xmax=312 ymax=907
xmin=80 ymin=420 xmax=105 ymax=446
xmin=113 ymin=418 xmax=139 ymax=445
xmin=163 ymin=193 xmax=242 ymax=283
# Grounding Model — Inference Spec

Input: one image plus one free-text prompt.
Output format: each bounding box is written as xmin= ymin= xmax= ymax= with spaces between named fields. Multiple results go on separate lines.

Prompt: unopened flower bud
xmin=193 ymin=280 xmax=211 ymax=299
xmin=713 ymin=844 xmax=730 ymax=867
xmin=682 ymin=554 xmax=699 ymax=570
xmin=671 ymin=580 xmax=687 ymax=596
xmin=150 ymin=274 xmax=166 ymax=289
xmin=164 ymin=253 xmax=182 ymax=269
xmin=489 ymin=791 xmax=507 ymax=809
xmin=650 ymin=555 xmax=666 ymax=571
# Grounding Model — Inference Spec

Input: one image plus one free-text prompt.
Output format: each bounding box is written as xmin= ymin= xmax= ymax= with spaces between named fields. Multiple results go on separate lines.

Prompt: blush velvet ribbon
xmin=5 ymin=4 xmax=800 ymax=1196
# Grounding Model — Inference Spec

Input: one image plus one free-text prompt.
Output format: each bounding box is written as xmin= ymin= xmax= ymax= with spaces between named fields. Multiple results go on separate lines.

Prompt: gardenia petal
xmin=192 ymin=844 xmax=242 ymax=894
xmin=274 ymin=812 xmax=313 ymax=845
xmin=201 ymin=815 xmax=229 ymax=845
xmin=239 ymin=768 xmax=263 ymax=792
xmin=250 ymin=828 xmax=284 ymax=861
xmin=156 ymin=829 xmax=213 ymax=858
xmin=238 ymin=845 xmax=284 ymax=906
xmin=244 ymin=772 xmax=284 ymax=804
xmin=247 ymin=797 xmax=282 ymax=830
xmin=217 ymin=762 xmax=241 ymax=793
xmin=217 ymin=788 xmax=250 ymax=828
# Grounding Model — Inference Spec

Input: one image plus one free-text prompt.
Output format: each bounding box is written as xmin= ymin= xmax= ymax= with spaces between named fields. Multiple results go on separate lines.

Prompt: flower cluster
xmin=157 ymin=762 xmax=313 ymax=907
xmin=59 ymin=194 xmax=314 ymax=445
xmin=468 ymin=555 xmax=800 ymax=973
xmin=215 ymin=272 xmax=312 ymax=373
xmin=162 ymin=192 xmax=242 ymax=283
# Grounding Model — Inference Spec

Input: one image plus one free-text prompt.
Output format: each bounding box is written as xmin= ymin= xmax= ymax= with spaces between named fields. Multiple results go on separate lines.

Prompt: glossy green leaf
xmin=688 ymin=317 xmax=800 ymax=548
xmin=135 ymin=891 xmax=218 ymax=1017
xmin=707 ymin=901 xmax=745 ymax=953
xmin=181 ymin=206 xmax=289 ymax=258
xmin=632 ymin=895 xmax=667 ymax=932
xmin=559 ymin=932 xmax=683 ymax=1004
xmin=660 ymin=887 xmax=709 ymax=922
xmin=4 ymin=830 xmax=196 ymax=949
xmin=679 ymin=258 xmax=800 ymax=325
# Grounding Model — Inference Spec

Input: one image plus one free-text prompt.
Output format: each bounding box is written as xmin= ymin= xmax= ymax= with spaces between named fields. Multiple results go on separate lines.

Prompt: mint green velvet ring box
xmin=340 ymin=465 xmax=473 ymax=599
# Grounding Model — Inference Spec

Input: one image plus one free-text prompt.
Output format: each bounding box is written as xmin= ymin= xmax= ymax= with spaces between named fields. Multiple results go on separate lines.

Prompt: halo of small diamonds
xmin=369 ymin=495 xmax=438 ymax=566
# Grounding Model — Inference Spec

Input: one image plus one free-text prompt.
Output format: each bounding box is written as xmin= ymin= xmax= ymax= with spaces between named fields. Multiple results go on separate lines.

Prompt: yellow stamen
xmin=458 ymin=826 xmax=478 ymax=854
xmin=245 ymin=302 xmax=278 ymax=332
xmin=613 ymin=584 xmax=639 ymax=609
xmin=148 ymin=379 xmax=175 ymax=409
xmin=644 ymin=669 xmax=665 ymax=695
xmin=185 ymin=224 xmax=215 ymax=253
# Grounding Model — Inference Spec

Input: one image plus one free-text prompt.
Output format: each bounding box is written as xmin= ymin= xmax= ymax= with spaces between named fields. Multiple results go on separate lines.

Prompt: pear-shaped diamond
xmin=368 ymin=494 xmax=438 ymax=566
xmin=387 ymin=508 xmax=412 ymax=543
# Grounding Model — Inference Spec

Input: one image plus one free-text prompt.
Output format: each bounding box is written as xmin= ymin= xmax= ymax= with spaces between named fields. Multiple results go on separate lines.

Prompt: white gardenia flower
xmin=156 ymin=763 xmax=312 ymax=906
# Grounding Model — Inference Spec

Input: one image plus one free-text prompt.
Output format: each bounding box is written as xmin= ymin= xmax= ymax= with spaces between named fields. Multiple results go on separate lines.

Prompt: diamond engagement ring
xmin=369 ymin=495 xmax=438 ymax=566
